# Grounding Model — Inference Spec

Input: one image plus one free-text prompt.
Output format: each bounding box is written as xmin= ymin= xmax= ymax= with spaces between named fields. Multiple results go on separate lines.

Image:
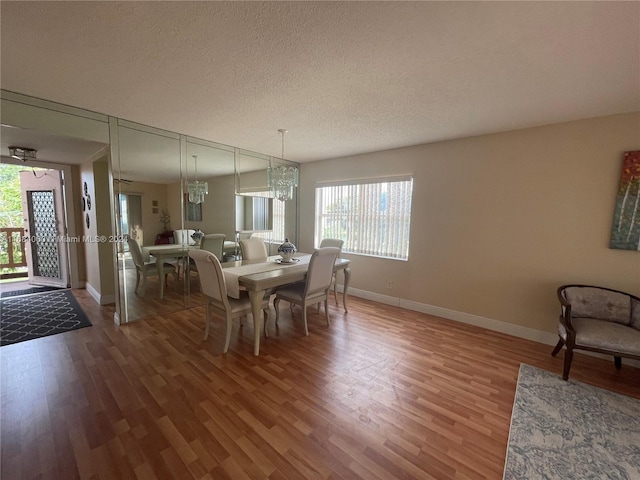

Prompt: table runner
xmin=224 ymin=255 xmax=311 ymax=298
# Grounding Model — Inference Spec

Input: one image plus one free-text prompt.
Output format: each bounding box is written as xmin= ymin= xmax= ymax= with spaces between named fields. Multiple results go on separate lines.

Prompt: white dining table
xmin=222 ymin=253 xmax=351 ymax=356
xmin=143 ymin=244 xmax=191 ymax=299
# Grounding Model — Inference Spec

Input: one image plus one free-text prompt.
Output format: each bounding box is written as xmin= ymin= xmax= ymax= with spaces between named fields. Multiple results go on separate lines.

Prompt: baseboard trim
xmin=341 ymin=286 xmax=640 ymax=368
xmin=85 ymin=282 xmax=116 ymax=306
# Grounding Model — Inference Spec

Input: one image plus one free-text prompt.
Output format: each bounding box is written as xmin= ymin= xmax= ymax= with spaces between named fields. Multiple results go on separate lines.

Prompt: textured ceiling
xmin=1 ymin=1 xmax=639 ymax=163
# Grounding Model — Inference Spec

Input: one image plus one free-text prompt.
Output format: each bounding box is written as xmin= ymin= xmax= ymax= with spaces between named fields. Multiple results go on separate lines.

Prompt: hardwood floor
xmin=2 ymin=290 xmax=639 ymax=479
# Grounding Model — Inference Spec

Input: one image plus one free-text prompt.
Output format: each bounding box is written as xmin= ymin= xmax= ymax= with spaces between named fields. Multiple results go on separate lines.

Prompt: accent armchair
xmin=552 ymin=284 xmax=640 ymax=380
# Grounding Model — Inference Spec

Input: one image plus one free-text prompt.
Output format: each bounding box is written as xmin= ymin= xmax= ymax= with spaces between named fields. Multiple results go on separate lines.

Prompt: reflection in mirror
xmin=183 ymin=138 xmax=236 ymax=307
xmin=113 ymin=120 xmax=189 ymax=323
xmin=236 ymin=196 xmax=273 ymax=231
xmin=112 ymin=120 xmax=300 ymax=323
xmin=235 ymin=149 xmax=270 ymax=195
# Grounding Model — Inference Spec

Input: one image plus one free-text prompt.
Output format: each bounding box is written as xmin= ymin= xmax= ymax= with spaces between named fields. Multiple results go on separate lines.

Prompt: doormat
xmin=0 ymin=290 xmax=92 ymax=346
xmin=0 ymin=285 xmax=63 ymax=299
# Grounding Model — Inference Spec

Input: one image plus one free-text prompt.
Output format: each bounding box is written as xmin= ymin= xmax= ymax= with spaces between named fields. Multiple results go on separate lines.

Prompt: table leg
xmin=248 ymin=289 xmax=266 ymax=356
xmin=342 ymin=267 xmax=351 ymax=313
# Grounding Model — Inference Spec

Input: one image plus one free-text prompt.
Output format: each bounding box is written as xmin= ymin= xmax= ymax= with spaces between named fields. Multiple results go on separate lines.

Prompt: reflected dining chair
xmin=319 ymin=238 xmax=344 ymax=304
xmin=127 ymin=236 xmax=177 ymax=295
xmin=274 ymin=247 xmax=341 ymax=336
xmin=239 ymin=238 xmax=268 ymax=261
xmin=200 ymin=234 xmax=226 ymax=260
xmin=189 ymin=249 xmax=271 ymax=353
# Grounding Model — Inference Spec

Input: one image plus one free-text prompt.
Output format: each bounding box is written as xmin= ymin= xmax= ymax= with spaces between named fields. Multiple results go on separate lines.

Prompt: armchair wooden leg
xmin=562 ymin=348 xmax=573 ymax=381
xmin=614 ymin=356 xmax=622 ymax=370
xmin=551 ymin=339 xmax=564 ymax=357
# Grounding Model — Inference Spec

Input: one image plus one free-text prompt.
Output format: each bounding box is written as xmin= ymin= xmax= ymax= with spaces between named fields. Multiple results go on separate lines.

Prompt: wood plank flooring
xmin=2 ymin=290 xmax=639 ymax=479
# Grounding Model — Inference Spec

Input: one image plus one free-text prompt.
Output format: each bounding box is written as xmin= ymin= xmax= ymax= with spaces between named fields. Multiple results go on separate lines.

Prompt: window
xmin=241 ymin=191 xmax=286 ymax=244
xmin=315 ymin=177 xmax=413 ymax=260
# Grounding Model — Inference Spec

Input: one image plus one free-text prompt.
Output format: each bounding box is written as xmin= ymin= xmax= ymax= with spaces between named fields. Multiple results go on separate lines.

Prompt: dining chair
xmin=200 ymin=234 xmax=226 ymax=260
xmin=127 ymin=236 xmax=177 ymax=295
xmin=189 ymin=249 xmax=271 ymax=353
xmin=319 ymin=238 xmax=344 ymax=304
xmin=239 ymin=238 xmax=268 ymax=261
xmin=273 ymin=247 xmax=341 ymax=336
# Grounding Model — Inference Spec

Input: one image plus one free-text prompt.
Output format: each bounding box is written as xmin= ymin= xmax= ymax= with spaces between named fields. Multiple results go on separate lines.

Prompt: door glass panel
xmin=27 ymin=190 xmax=60 ymax=278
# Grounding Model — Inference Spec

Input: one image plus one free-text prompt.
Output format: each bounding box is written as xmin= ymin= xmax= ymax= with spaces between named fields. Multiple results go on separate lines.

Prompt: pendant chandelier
xmin=267 ymin=129 xmax=299 ymax=202
xmin=187 ymin=155 xmax=208 ymax=204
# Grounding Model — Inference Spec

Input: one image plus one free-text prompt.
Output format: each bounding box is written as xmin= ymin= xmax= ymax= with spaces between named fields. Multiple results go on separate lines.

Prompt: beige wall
xmin=80 ymin=157 xmax=115 ymax=302
xmin=117 ymin=181 xmax=170 ymax=246
xmin=299 ymin=112 xmax=640 ymax=334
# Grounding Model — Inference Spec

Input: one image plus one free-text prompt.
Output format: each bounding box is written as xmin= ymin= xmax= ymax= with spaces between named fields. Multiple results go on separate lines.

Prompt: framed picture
xmin=83 ymin=181 xmax=88 ymax=196
xmin=82 ymin=197 xmax=86 ymax=211
xmin=610 ymin=150 xmax=640 ymax=250
xmin=85 ymin=213 xmax=90 ymax=229
xmin=87 ymin=195 xmax=92 ymax=211
xmin=152 ymin=200 xmax=159 ymax=207
xmin=184 ymin=194 xmax=202 ymax=222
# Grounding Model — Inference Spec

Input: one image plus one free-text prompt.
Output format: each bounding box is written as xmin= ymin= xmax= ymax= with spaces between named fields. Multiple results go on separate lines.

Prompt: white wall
xmin=299 ymin=112 xmax=640 ymax=334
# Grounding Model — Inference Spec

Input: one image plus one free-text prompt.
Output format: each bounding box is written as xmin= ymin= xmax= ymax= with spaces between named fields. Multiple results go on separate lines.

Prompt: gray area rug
xmin=503 ymin=364 xmax=640 ymax=479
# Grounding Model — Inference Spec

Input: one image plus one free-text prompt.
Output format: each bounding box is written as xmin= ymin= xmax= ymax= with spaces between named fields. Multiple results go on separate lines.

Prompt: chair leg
xmin=325 ymin=296 xmax=330 ymax=326
xmin=562 ymin=348 xmax=573 ymax=381
xmin=614 ymin=356 xmax=622 ymax=370
xmin=302 ymin=302 xmax=309 ymax=336
xmin=134 ymin=271 xmax=141 ymax=293
xmin=223 ymin=311 xmax=233 ymax=353
xmin=263 ymin=308 xmax=270 ymax=338
xmin=333 ymin=273 xmax=339 ymax=306
xmin=551 ymin=339 xmax=564 ymax=357
xmin=204 ymin=302 xmax=211 ymax=340
xmin=274 ymin=297 xmax=281 ymax=325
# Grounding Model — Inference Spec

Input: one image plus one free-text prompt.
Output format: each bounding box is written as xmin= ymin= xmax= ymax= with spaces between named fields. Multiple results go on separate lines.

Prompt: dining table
xmin=144 ymin=241 xmax=239 ymax=298
xmin=222 ymin=252 xmax=351 ymax=356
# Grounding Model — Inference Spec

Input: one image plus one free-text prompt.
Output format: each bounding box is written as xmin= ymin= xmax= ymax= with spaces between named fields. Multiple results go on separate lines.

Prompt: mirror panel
xmin=113 ymin=120 xmax=184 ymax=322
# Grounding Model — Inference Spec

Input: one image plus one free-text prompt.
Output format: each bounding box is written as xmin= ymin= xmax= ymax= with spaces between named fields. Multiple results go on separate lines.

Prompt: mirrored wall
xmin=111 ymin=120 xmax=299 ymax=323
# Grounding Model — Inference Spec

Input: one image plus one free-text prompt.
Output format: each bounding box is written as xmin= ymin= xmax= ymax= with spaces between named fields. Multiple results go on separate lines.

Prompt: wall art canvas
xmin=610 ymin=150 xmax=640 ymax=251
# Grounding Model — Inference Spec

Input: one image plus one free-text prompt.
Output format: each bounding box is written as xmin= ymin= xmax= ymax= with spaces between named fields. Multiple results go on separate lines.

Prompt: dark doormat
xmin=0 ymin=285 xmax=64 ymax=299
xmin=0 ymin=290 xmax=92 ymax=346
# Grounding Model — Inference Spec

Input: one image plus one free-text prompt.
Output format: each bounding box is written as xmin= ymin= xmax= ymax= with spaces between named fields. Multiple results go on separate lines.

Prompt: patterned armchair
xmin=552 ymin=285 xmax=640 ymax=380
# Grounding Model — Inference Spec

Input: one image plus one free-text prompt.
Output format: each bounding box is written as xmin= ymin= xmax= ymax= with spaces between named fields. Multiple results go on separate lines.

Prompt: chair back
xmin=305 ymin=247 xmax=340 ymax=295
xmin=174 ymin=229 xmax=196 ymax=245
xmin=240 ymin=238 xmax=268 ymax=260
xmin=126 ymin=236 xmax=145 ymax=268
xmin=319 ymin=238 xmax=344 ymax=255
xmin=200 ymin=234 xmax=226 ymax=260
xmin=189 ymin=250 xmax=227 ymax=303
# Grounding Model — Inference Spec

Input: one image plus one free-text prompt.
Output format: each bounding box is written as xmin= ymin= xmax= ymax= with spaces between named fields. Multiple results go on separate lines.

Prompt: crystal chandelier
xmin=268 ymin=129 xmax=299 ymax=202
xmin=187 ymin=155 xmax=208 ymax=204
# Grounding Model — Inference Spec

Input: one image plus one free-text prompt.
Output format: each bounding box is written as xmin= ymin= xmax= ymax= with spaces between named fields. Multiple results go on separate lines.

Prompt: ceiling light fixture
xmin=9 ymin=146 xmax=37 ymax=162
xmin=268 ymin=129 xmax=299 ymax=202
xmin=187 ymin=155 xmax=208 ymax=204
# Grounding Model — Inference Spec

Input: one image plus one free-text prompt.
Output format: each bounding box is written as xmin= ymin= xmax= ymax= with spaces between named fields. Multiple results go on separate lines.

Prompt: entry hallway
xmin=2 ymin=290 xmax=638 ymax=479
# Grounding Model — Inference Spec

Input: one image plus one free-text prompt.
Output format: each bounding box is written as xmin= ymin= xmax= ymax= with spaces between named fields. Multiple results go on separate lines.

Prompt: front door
xmin=20 ymin=169 xmax=69 ymax=288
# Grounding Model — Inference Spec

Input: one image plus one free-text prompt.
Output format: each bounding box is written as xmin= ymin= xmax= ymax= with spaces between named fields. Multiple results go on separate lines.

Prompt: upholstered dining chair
xmin=189 ymin=249 xmax=271 ymax=353
xmin=319 ymin=238 xmax=344 ymax=304
xmin=200 ymin=234 xmax=226 ymax=260
xmin=127 ymin=236 xmax=177 ymax=295
xmin=239 ymin=238 xmax=268 ymax=261
xmin=273 ymin=247 xmax=340 ymax=336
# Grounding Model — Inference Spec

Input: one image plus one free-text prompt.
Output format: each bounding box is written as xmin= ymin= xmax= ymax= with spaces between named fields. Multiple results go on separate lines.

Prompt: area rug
xmin=503 ymin=364 xmax=640 ymax=479
xmin=0 ymin=290 xmax=92 ymax=346
xmin=0 ymin=285 xmax=63 ymax=298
